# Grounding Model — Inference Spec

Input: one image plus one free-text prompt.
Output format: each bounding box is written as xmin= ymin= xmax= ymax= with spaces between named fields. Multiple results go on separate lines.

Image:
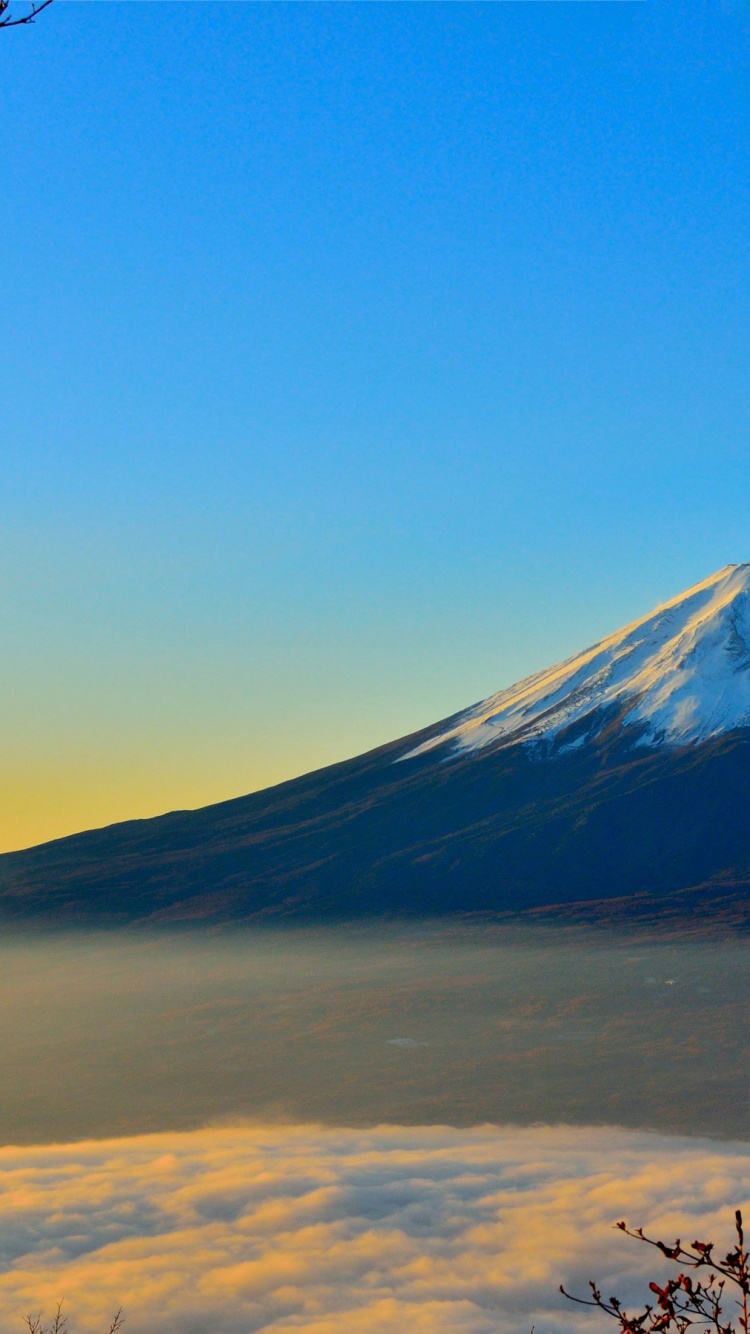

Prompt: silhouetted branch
xmin=20 ymin=1306 xmax=122 ymax=1334
xmin=562 ymin=1209 xmax=750 ymax=1334
xmin=0 ymin=0 xmax=53 ymax=28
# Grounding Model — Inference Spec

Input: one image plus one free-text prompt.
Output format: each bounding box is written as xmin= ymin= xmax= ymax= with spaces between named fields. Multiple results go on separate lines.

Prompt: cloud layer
xmin=0 ymin=1122 xmax=749 ymax=1333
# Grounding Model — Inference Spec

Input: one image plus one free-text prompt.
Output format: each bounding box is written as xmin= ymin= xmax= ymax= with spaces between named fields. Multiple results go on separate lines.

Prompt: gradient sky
xmin=2 ymin=0 xmax=750 ymax=851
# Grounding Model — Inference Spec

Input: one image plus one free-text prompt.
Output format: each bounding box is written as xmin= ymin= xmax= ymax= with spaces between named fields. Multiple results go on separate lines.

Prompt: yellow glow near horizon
xmin=0 ymin=756 xmax=298 ymax=853
xmin=0 ymin=705 xmax=414 ymax=853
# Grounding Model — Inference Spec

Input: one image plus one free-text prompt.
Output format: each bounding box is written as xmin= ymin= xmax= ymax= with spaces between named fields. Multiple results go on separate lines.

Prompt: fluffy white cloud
xmin=0 ymin=1123 xmax=748 ymax=1333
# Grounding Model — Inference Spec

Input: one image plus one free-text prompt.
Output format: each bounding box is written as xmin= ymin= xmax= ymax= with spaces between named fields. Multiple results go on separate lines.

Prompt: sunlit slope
xmin=2 ymin=566 xmax=750 ymax=925
xmin=405 ymin=563 xmax=750 ymax=758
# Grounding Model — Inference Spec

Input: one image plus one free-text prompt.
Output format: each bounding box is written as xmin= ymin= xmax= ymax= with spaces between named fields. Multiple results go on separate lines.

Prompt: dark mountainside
xmin=0 ymin=712 xmax=749 ymax=926
xmin=4 ymin=564 xmax=750 ymax=928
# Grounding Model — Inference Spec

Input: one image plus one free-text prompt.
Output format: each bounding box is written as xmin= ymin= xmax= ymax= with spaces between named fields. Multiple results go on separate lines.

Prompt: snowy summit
xmin=403 ymin=564 xmax=750 ymax=760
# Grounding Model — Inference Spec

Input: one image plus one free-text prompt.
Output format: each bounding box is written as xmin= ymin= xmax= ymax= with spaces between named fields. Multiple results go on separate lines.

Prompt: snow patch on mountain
xmin=402 ymin=564 xmax=750 ymax=761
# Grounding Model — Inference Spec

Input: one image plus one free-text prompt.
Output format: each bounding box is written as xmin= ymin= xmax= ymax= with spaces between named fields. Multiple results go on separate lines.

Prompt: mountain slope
xmin=405 ymin=563 xmax=750 ymax=758
xmin=2 ymin=566 xmax=750 ymax=926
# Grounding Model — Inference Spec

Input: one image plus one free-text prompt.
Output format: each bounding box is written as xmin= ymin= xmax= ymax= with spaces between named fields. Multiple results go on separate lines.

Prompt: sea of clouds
xmin=0 ymin=1122 xmax=749 ymax=1333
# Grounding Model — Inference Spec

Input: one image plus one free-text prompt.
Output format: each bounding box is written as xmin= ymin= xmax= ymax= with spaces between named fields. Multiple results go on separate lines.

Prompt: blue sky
xmin=2 ymin=0 xmax=750 ymax=848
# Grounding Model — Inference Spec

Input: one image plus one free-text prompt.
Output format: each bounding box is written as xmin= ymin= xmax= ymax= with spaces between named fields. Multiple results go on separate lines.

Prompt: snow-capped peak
xmin=402 ymin=564 xmax=750 ymax=761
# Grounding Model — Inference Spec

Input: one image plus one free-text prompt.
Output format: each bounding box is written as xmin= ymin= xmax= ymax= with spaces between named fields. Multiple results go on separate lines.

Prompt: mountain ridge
xmin=2 ymin=566 xmax=750 ymax=927
xmin=403 ymin=563 xmax=750 ymax=761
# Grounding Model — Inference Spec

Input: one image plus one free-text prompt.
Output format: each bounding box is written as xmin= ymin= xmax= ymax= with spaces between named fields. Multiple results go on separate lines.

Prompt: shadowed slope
xmin=0 ymin=715 xmax=749 ymax=925
xmin=4 ymin=565 xmax=750 ymax=926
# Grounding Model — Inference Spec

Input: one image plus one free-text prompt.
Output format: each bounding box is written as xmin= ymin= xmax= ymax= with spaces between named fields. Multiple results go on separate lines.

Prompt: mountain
xmin=404 ymin=563 xmax=750 ymax=758
xmin=2 ymin=564 xmax=750 ymax=927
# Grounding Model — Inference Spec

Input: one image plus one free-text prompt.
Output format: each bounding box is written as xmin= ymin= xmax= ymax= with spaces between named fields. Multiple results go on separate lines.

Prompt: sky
xmin=3 ymin=0 xmax=750 ymax=851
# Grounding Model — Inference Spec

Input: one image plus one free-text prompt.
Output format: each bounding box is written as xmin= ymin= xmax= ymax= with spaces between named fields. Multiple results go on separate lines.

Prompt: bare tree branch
xmin=0 ymin=0 xmax=53 ymax=28
xmin=562 ymin=1209 xmax=750 ymax=1334
xmin=19 ymin=1306 xmax=122 ymax=1334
